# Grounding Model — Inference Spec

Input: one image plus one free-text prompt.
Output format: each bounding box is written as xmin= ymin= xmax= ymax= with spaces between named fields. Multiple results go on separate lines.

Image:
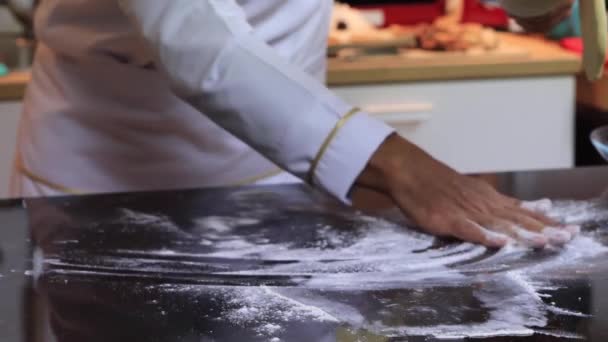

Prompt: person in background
xmin=547 ymin=0 xmax=581 ymax=40
xmin=10 ymin=1 xmax=576 ymax=248
xmin=511 ymin=0 xmax=577 ymax=33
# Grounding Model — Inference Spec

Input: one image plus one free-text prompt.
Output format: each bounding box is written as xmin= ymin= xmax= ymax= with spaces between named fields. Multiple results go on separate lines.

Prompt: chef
xmin=511 ymin=0 xmax=576 ymax=33
xmin=10 ymin=0 xmax=583 ymax=247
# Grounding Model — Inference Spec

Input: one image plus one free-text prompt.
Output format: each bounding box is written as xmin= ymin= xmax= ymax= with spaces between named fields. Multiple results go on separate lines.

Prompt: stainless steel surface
xmin=1 ymin=168 xmax=608 ymax=341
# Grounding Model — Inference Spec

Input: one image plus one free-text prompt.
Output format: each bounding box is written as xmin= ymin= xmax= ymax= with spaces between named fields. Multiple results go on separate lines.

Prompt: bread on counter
xmin=328 ymin=3 xmax=500 ymax=53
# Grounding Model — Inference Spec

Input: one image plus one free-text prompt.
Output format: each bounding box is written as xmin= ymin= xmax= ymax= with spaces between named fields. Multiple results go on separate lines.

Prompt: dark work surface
xmin=2 ymin=167 xmax=608 ymax=342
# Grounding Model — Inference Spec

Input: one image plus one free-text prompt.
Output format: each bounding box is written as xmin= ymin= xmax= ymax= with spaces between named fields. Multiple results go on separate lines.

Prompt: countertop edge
xmin=0 ymin=70 xmax=29 ymax=101
xmin=0 ymin=34 xmax=581 ymax=100
xmin=327 ymin=60 xmax=581 ymax=86
xmin=327 ymin=33 xmax=581 ymax=86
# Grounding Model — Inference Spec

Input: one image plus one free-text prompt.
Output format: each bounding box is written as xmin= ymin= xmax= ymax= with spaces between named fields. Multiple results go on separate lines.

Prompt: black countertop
xmin=2 ymin=167 xmax=608 ymax=342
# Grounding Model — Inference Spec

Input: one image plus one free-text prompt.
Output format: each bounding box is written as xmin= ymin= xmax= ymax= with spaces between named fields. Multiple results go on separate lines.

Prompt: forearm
xmin=118 ymin=0 xmax=394 ymax=201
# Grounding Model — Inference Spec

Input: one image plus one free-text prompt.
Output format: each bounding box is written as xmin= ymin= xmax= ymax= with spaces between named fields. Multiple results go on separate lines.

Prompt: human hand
xmin=356 ymin=134 xmax=578 ymax=248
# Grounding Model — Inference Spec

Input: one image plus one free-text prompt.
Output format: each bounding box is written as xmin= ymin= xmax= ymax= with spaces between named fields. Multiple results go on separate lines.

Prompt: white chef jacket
xmin=11 ymin=0 xmax=393 ymax=201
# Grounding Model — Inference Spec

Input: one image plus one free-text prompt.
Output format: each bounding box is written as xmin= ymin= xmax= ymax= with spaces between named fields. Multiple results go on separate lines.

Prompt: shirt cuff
xmin=312 ymin=112 xmax=395 ymax=203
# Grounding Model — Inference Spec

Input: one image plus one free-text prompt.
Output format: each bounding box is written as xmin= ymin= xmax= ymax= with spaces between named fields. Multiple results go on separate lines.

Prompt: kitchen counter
xmin=328 ymin=33 xmax=581 ymax=85
xmin=0 ymin=34 xmax=581 ymax=100
xmin=0 ymin=70 xmax=29 ymax=101
xmin=2 ymin=166 xmax=608 ymax=341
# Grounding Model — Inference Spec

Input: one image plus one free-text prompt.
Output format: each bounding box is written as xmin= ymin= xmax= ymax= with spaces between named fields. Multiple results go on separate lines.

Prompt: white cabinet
xmin=0 ymin=102 xmax=21 ymax=199
xmin=332 ymin=76 xmax=575 ymax=174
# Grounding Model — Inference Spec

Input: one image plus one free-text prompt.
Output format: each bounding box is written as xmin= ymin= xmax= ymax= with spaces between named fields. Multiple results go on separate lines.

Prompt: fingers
xmin=442 ymin=214 xmax=573 ymax=248
xmin=378 ymin=138 xmax=580 ymax=249
xmin=399 ymin=195 xmax=577 ymax=249
xmin=512 ymin=210 xmax=573 ymax=246
xmin=517 ymin=206 xmax=560 ymax=227
xmin=500 ymin=194 xmax=521 ymax=208
xmin=521 ymin=198 xmax=553 ymax=214
xmin=474 ymin=216 xmax=548 ymax=248
xmin=497 ymin=209 xmax=546 ymax=233
xmin=476 ymin=205 xmax=574 ymax=247
xmin=520 ymin=199 xmax=581 ymax=234
xmin=480 ymin=194 xmax=565 ymax=234
xmin=449 ymin=218 xmax=510 ymax=248
xmin=521 ymin=199 xmax=582 ymax=237
xmin=542 ymin=227 xmax=573 ymax=246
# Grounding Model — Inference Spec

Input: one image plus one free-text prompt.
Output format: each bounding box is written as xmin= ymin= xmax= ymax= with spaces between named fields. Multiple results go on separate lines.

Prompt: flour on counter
xmin=258 ymin=323 xmax=282 ymax=335
xmin=195 ymin=216 xmax=260 ymax=233
xmin=118 ymin=209 xmax=178 ymax=229
xmin=524 ymin=198 xmax=608 ymax=225
xmin=546 ymin=305 xmax=590 ymax=318
xmin=217 ymin=285 xmax=339 ymax=338
xmin=214 ymin=206 xmax=607 ymax=339
xmin=536 ymin=329 xmax=587 ymax=339
xmin=41 ymin=200 xmax=608 ymax=340
xmin=225 ymin=285 xmax=339 ymax=324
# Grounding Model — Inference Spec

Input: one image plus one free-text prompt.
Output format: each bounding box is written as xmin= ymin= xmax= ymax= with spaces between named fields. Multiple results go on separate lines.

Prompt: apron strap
xmin=16 ymin=155 xmax=284 ymax=195
xmin=228 ymin=168 xmax=284 ymax=186
xmin=15 ymin=156 xmax=86 ymax=195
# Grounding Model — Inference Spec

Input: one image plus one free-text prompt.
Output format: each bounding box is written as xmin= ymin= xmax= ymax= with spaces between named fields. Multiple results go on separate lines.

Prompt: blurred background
xmin=0 ymin=0 xmax=606 ymax=198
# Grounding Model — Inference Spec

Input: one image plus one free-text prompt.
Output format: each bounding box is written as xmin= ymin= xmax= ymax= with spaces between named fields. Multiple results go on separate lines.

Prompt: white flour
xmin=384 ymin=274 xmax=548 ymax=339
xmin=219 ymin=285 xmax=338 ymax=339
xmin=194 ymin=216 xmax=260 ymax=233
xmin=258 ymin=323 xmax=282 ymax=336
xmin=118 ymin=209 xmax=178 ymax=230
xmin=41 ymin=199 xmax=608 ymax=340
xmin=527 ymin=198 xmax=608 ymax=224
xmin=211 ymin=200 xmax=608 ymax=339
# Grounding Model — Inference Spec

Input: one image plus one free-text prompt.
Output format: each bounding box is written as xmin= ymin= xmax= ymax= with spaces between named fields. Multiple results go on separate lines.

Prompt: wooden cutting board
xmin=327 ymin=36 xmax=418 ymax=56
xmin=399 ymin=43 xmax=531 ymax=63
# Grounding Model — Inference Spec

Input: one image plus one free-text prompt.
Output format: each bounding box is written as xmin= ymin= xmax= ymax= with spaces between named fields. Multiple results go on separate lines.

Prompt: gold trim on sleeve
xmin=308 ymin=107 xmax=360 ymax=185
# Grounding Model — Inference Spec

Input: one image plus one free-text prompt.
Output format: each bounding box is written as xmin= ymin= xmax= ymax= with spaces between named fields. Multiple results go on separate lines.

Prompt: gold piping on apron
xmin=14 ymin=156 xmax=86 ymax=195
xmin=228 ymin=168 xmax=284 ymax=186
xmin=308 ymin=107 xmax=361 ymax=185
xmin=16 ymin=155 xmax=284 ymax=194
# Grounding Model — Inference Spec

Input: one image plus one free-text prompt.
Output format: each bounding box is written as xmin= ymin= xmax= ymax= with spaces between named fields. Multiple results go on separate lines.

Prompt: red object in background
xmin=353 ymin=0 xmax=509 ymax=29
xmin=461 ymin=0 xmax=509 ymax=29
xmin=355 ymin=1 xmax=446 ymax=27
xmin=560 ymin=37 xmax=608 ymax=67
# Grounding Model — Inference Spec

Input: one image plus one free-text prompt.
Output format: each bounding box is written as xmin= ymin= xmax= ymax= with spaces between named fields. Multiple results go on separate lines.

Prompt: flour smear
xmin=42 ymin=199 xmax=608 ymax=340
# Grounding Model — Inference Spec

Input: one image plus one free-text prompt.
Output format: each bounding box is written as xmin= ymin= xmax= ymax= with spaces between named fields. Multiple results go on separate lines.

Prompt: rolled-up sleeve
xmin=117 ymin=0 xmax=394 ymax=202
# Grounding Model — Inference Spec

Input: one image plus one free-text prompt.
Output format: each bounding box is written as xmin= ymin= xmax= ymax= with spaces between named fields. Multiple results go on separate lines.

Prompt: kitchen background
xmin=0 ymin=0 xmax=606 ymax=199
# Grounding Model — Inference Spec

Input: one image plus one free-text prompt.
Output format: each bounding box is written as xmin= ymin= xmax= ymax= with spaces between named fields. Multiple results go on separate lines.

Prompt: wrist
xmin=356 ymin=133 xmax=456 ymax=195
xmin=356 ymin=133 xmax=410 ymax=192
